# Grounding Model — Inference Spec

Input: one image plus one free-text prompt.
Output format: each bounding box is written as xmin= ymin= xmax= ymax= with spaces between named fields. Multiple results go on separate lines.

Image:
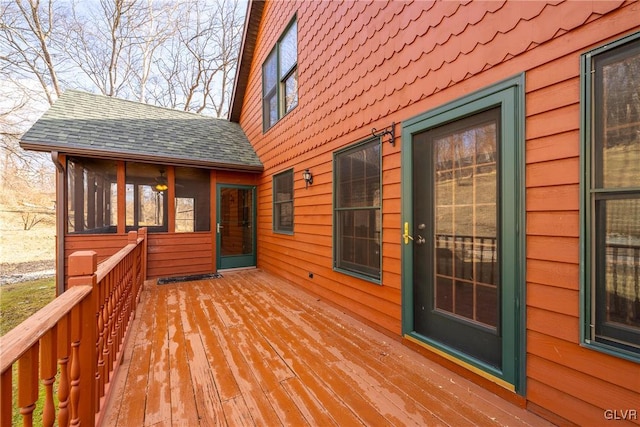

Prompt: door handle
xmin=217 ymin=223 xmax=224 ymax=233
xmin=403 ymin=222 xmax=413 ymax=244
xmin=403 ymin=222 xmax=426 ymax=245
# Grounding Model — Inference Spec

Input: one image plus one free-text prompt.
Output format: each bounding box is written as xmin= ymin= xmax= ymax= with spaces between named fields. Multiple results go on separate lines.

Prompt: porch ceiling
xmin=101 ymin=269 xmax=551 ymax=426
xmin=20 ymin=90 xmax=263 ymax=172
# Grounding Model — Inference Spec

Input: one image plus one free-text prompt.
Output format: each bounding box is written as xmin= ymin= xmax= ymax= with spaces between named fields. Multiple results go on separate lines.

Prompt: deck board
xmin=101 ymin=269 xmax=552 ymax=426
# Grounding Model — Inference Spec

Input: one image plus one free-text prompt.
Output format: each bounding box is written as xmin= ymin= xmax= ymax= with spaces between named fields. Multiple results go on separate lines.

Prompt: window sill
xmin=333 ymin=267 xmax=381 ymax=286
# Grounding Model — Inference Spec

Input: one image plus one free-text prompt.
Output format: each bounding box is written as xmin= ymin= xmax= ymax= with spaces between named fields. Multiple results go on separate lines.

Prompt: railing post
xmin=139 ymin=227 xmax=148 ymax=281
xmin=67 ymin=250 xmax=98 ymax=426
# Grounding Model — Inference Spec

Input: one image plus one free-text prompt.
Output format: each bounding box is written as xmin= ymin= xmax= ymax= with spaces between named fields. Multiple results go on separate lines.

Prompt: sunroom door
xmin=216 ymin=185 xmax=256 ymax=270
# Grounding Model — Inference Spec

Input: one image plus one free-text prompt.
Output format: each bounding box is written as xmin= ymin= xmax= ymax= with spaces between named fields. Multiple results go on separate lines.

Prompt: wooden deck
xmin=101 ymin=269 xmax=551 ymax=426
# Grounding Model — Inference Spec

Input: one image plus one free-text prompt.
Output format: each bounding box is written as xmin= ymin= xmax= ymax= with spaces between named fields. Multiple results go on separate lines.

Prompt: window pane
xmin=67 ymin=158 xmax=117 ymax=234
xmin=597 ymin=44 xmax=640 ymax=188
xmin=284 ymin=69 xmax=298 ymax=113
xmin=280 ymin=21 xmax=297 ymax=77
xmin=335 ymin=139 xmax=381 ymax=280
xmin=337 ymin=141 xmax=380 ymax=208
xmin=268 ymin=94 xmax=278 ymax=127
xmin=264 ymin=51 xmax=277 ymax=92
xmin=596 ymin=198 xmax=640 ymax=349
xmin=589 ymin=36 xmax=640 ymax=355
xmin=273 ymin=170 xmax=294 ymax=232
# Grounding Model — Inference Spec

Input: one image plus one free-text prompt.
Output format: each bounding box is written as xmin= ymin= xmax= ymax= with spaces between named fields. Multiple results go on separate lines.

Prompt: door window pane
xmin=432 ymin=109 xmax=499 ymax=329
xmin=220 ymin=188 xmax=253 ymax=256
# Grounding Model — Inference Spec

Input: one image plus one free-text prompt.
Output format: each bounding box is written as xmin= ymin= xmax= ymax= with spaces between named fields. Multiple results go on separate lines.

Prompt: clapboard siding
xmin=64 ymin=234 xmax=130 ymax=281
xmin=146 ymin=233 xmax=213 ymax=279
xmin=237 ymin=1 xmax=640 ymax=424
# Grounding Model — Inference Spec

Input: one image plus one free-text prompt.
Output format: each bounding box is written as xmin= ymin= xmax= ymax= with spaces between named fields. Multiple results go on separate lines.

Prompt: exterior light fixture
xmin=302 ymin=169 xmax=313 ymax=188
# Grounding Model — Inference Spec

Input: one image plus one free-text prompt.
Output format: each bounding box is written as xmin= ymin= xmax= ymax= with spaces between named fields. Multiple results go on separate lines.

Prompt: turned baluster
xmin=97 ymin=278 xmax=106 ymax=399
xmin=69 ymin=306 xmax=81 ymax=426
xmin=18 ymin=344 xmax=39 ymax=426
xmin=41 ymin=328 xmax=57 ymax=427
xmin=58 ymin=314 xmax=71 ymax=427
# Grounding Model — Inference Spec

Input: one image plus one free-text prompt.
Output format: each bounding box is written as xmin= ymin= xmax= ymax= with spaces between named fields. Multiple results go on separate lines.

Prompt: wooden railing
xmin=0 ymin=228 xmax=147 ymax=426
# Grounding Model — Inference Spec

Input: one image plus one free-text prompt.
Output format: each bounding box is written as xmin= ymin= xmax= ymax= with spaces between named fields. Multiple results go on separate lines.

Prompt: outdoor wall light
xmin=302 ymin=169 xmax=313 ymax=188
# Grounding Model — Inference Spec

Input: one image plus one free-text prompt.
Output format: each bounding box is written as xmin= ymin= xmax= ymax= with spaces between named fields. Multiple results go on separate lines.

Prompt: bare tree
xmin=0 ymin=0 xmax=63 ymax=105
xmin=151 ymin=0 xmax=244 ymax=116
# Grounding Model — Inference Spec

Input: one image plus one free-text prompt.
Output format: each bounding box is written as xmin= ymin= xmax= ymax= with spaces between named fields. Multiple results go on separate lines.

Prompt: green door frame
xmin=400 ymin=74 xmax=526 ymax=394
xmin=216 ymin=184 xmax=257 ymax=270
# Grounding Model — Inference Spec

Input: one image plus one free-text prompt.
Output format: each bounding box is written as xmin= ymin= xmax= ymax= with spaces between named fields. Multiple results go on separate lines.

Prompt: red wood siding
xmin=146 ymin=232 xmax=213 ymax=278
xmin=65 ymin=234 xmax=130 ymax=281
xmin=238 ymin=1 xmax=640 ymax=424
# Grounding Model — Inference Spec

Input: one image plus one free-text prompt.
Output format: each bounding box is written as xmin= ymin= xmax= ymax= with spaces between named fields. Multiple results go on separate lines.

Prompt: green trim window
xmin=334 ymin=138 xmax=382 ymax=281
xmin=581 ymin=32 xmax=640 ymax=360
xmin=273 ymin=169 xmax=294 ymax=233
xmin=263 ymin=18 xmax=298 ymax=131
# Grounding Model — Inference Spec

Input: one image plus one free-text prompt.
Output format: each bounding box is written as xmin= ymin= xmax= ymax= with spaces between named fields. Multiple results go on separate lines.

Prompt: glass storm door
xmin=413 ymin=108 xmax=502 ymax=368
xmin=217 ymin=185 xmax=256 ymax=269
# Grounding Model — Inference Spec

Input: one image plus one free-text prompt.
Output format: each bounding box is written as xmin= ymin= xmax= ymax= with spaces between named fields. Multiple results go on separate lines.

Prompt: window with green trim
xmin=582 ymin=32 xmax=640 ymax=359
xmin=273 ymin=169 xmax=294 ymax=233
xmin=262 ymin=18 xmax=297 ymax=131
xmin=334 ymin=138 xmax=381 ymax=281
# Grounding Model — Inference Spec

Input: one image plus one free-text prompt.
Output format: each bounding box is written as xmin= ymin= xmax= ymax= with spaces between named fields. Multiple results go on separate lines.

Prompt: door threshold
xmin=218 ymin=266 xmax=257 ymax=273
xmin=403 ymin=334 xmax=515 ymax=392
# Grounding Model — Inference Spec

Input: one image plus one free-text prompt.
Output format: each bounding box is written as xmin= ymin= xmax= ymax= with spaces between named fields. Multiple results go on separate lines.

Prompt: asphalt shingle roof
xmin=20 ymin=90 xmax=263 ymax=171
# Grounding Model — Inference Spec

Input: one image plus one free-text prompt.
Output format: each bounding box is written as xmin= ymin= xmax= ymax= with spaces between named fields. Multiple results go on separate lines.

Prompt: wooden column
xmin=167 ymin=166 xmax=176 ymax=233
xmin=210 ymin=170 xmax=217 ymax=272
xmin=117 ymin=161 xmax=126 ymax=234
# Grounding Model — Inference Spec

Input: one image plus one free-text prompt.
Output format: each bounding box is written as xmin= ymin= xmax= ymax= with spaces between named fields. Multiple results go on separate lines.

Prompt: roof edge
xmin=229 ymin=0 xmax=265 ymax=123
xmin=19 ymin=141 xmax=264 ymax=173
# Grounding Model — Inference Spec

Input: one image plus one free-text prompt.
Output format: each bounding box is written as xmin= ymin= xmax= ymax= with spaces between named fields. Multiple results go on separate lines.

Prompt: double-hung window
xmin=273 ymin=169 xmax=294 ymax=233
xmin=582 ymin=31 xmax=640 ymax=359
xmin=334 ymin=138 xmax=382 ymax=281
xmin=263 ymin=18 xmax=298 ymax=130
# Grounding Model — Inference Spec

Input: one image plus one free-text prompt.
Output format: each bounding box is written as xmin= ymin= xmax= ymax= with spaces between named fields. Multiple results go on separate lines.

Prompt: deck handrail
xmin=0 ymin=228 xmax=148 ymax=427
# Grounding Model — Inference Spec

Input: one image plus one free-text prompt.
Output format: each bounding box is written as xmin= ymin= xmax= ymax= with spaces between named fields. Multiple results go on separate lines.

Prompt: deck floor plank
xmin=103 ymin=269 xmax=554 ymax=427
xmin=143 ymin=286 xmax=172 ymax=426
xmin=180 ymin=285 xmax=227 ymax=425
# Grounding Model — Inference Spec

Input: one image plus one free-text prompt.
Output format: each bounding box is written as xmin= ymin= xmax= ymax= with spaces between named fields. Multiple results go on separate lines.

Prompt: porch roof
xmin=20 ymin=90 xmax=263 ymax=172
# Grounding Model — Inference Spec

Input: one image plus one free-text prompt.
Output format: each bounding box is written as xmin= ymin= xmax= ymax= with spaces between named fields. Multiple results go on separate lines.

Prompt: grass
xmin=0 ymin=277 xmax=56 ymax=336
xmin=0 ymin=277 xmax=56 ymax=426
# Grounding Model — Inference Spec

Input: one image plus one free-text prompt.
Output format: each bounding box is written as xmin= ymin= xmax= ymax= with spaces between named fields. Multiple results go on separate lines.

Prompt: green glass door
xmin=216 ymin=185 xmax=256 ymax=269
xmin=401 ymin=76 xmax=525 ymax=392
xmin=413 ymin=108 xmax=502 ymax=368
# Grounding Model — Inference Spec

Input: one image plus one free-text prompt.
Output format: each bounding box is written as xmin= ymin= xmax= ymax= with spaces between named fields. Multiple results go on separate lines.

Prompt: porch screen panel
xmin=175 ymin=167 xmax=210 ymax=232
xmin=125 ymin=162 xmax=168 ymax=232
xmin=67 ymin=157 xmax=117 ymax=234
